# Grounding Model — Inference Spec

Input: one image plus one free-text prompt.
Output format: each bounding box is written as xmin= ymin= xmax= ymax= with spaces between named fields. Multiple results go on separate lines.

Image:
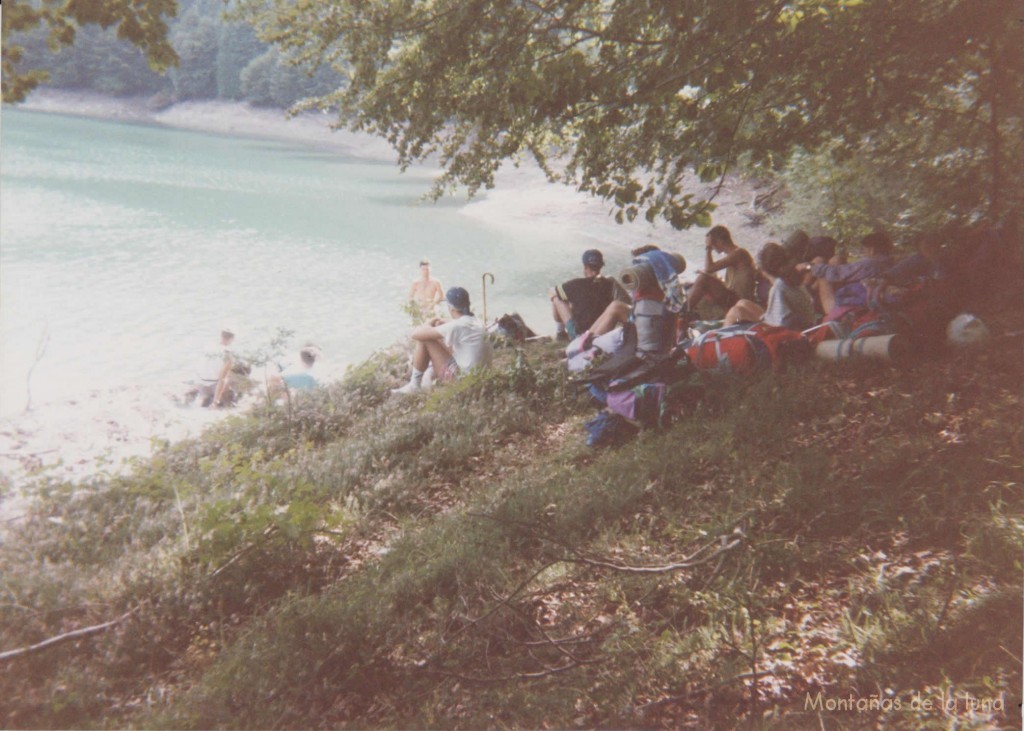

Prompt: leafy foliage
xmin=234 ymin=0 xmax=1022 ymax=228
xmin=2 ymin=0 xmax=179 ymax=102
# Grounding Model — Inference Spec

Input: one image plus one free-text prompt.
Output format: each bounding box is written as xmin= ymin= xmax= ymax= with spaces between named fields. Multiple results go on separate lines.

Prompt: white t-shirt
xmin=763 ymin=279 xmax=815 ymax=331
xmin=199 ymin=344 xmax=232 ymax=381
xmin=435 ymin=315 xmax=492 ymax=371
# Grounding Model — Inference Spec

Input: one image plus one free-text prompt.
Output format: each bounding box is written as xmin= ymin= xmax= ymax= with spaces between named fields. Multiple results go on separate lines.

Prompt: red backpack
xmin=684 ymin=323 xmax=807 ymax=375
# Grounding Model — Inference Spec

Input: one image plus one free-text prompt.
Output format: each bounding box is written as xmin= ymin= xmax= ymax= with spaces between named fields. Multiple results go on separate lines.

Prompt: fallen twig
xmin=0 ymin=608 xmax=136 ymax=663
xmin=428 ymin=657 xmax=601 ymax=684
xmin=562 ymin=537 xmax=743 ymax=574
xmin=23 ymin=324 xmax=50 ymax=414
xmin=451 ymin=561 xmax=559 ymax=639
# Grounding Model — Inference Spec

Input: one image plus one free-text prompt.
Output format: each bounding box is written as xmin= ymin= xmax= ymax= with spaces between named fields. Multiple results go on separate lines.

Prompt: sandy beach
xmin=1 ymin=89 xmax=764 ymax=519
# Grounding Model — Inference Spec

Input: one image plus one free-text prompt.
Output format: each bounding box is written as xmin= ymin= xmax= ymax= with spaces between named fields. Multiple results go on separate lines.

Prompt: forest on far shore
xmin=9 ymin=0 xmax=341 ymax=111
xmin=6 ymin=0 xmax=1022 ymax=244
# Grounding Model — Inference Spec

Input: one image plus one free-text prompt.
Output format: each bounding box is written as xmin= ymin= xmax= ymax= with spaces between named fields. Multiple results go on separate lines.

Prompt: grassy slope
xmin=0 ymin=313 xmax=1021 ymax=730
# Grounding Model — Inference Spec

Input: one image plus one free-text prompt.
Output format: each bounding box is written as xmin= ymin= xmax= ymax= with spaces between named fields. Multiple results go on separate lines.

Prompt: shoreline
xmin=14 ymin=89 xmax=765 ymax=254
xmin=1 ymin=89 xmax=766 ymax=511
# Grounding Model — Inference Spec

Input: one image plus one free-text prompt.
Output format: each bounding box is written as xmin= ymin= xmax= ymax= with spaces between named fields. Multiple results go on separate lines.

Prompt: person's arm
xmin=408 ymin=282 xmax=418 ymax=302
xmin=212 ymin=352 xmax=233 ymax=406
xmin=704 ymin=249 xmax=746 ymax=274
xmin=431 ymin=280 xmax=443 ymax=303
xmin=808 ymin=260 xmax=857 ymax=283
xmin=411 ymin=323 xmax=445 ymax=341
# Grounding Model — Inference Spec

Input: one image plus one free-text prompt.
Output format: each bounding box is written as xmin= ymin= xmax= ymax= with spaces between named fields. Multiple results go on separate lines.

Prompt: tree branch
xmin=562 ymin=536 xmax=743 ymax=574
xmin=0 ymin=608 xmax=136 ymax=663
xmin=427 ymin=657 xmax=600 ymax=684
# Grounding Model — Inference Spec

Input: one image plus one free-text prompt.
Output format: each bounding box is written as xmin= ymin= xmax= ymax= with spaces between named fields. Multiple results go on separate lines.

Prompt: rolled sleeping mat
xmin=634 ymin=298 xmax=675 ymax=356
xmin=620 ymin=261 xmax=658 ymax=292
xmin=814 ymin=333 xmax=912 ymax=364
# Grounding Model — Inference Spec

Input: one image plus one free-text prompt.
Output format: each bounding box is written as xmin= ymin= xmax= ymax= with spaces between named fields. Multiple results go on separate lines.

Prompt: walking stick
xmin=482 ymin=272 xmax=495 ymax=323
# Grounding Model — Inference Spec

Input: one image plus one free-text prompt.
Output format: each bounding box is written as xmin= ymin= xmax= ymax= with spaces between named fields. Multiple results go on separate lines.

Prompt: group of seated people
xmin=188 ymin=325 xmax=322 ymax=408
xmin=394 ymin=221 xmax=972 ymax=393
xmin=551 ymin=223 xmax=965 ymax=352
xmin=195 ymin=219 xmax=996 ymax=405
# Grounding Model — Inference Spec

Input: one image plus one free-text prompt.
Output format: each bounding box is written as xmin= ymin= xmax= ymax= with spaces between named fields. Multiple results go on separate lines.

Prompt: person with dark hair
xmin=797 ymin=231 xmax=894 ymax=314
xmin=187 ymin=325 xmax=242 ymax=408
xmin=550 ymin=249 xmax=626 ymax=340
xmin=392 ymin=286 xmax=492 ymax=394
xmin=409 ymin=258 xmax=444 ymax=321
xmin=685 ymin=225 xmax=757 ymax=313
xmin=725 ymin=243 xmax=815 ymax=330
xmin=570 ymin=246 xmax=686 ymax=359
xmin=267 ymin=344 xmax=321 ymax=400
xmin=881 ymin=232 xmax=948 ymax=287
xmin=806 ymin=235 xmax=838 ymax=263
xmin=782 ymin=230 xmax=810 ymax=263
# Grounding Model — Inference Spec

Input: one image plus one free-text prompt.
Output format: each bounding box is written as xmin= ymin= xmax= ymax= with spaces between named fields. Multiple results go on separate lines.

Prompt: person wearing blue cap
xmin=392 ymin=286 xmax=492 ymax=394
xmin=549 ymin=249 xmax=625 ymax=341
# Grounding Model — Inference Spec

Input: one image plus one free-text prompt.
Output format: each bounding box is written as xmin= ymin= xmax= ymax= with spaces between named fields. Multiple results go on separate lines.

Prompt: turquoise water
xmin=0 ymin=107 xmax=625 ymax=415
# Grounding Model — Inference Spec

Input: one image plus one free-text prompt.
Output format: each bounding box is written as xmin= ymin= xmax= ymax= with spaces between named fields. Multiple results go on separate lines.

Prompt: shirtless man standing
xmin=409 ymin=259 xmax=444 ymax=321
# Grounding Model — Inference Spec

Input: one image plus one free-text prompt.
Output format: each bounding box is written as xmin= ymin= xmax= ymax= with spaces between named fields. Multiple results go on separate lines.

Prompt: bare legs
xmin=724 ymin=299 xmax=764 ymax=326
xmin=686 ymin=273 xmax=734 ymax=311
xmin=587 ymin=300 xmax=631 ymax=337
xmin=412 ymin=339 xmax=454 ymax=374
xmin=551 ymin=297 xmax=573 ymax=328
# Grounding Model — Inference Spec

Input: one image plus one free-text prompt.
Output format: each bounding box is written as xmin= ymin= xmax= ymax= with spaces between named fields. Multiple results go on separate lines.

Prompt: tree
xmin=236 ymin=0 xmax=1022 ymax=229
xmin=15 ymin=23 xmax=168 ymax=96
xmin=169 ymin=6 xmax=218 ymax=100
xmin=2 ymin=0 xmax=179 ymax=102
xmin=216 ymin=21 xmax=265 ymax=100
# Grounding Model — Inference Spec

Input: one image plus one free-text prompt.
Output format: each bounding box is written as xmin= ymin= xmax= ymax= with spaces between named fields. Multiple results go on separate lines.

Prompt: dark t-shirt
xmin=556 ymin=276 xmax=622 ymax=333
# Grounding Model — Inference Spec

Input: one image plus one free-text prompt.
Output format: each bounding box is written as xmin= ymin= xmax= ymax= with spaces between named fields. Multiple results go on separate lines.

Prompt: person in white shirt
xmin=392 ymin=286 xmax=492 ymax=394
xmin=189 ymin=325 xmax=238 ymax=407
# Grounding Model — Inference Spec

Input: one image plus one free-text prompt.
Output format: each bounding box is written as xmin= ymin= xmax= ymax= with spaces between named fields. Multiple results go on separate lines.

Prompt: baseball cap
xmin=445 ymin=286 xmax=471 ymax=311
xmin=582 ymin=249 xmax=604 ymax=270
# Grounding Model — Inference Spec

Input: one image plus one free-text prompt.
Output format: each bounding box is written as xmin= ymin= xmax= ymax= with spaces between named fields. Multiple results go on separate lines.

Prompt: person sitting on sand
xmin=685 ymin=225 xmax=757 ymax=315
xmin=188 ymin=325 xmax=239 ymax=408
xmin=797 ymin=231 xmax=894 ymax=315
xmin=392 ymin=286 xmax=492 ymax=394
xmin=409 ymin=259 xmax=444 ymax=321
xmin=268 ymin=344 xmax=320 ymax=400
xmin=549 ymin=249 xmax=625 ymax=341
xmin=724 ymin=243 xmax=816 ymax=331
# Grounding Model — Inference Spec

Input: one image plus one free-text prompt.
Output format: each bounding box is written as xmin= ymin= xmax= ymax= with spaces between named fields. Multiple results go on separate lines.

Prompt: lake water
xmin=0 ymin=108 xmax=642 ymax=415
xmin=0 ymin=106 xmax=715 ymax=488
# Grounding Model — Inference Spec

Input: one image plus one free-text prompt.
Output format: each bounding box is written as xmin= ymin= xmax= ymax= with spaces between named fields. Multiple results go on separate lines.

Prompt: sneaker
xmin=391 ymin=381 xmax=422 ymax=395
xmin=555 ymin=330 xmax=570 ymax=343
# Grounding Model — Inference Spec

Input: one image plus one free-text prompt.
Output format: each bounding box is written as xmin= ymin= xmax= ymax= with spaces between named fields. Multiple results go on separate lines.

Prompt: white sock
xmin=410 ymin=368 xmax=424 ymax=385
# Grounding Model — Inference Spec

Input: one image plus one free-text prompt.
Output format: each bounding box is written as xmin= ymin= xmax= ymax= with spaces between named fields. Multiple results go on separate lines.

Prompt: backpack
xmin=683 ymin=323 xmax=808 ymax=375
xmin=494 ymin=312 xmax=537 ymax=342
xmin=606 ymin=383 xmax=670 ymax=429
xmin=584 ymin=411 xmax=637 ymax=448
